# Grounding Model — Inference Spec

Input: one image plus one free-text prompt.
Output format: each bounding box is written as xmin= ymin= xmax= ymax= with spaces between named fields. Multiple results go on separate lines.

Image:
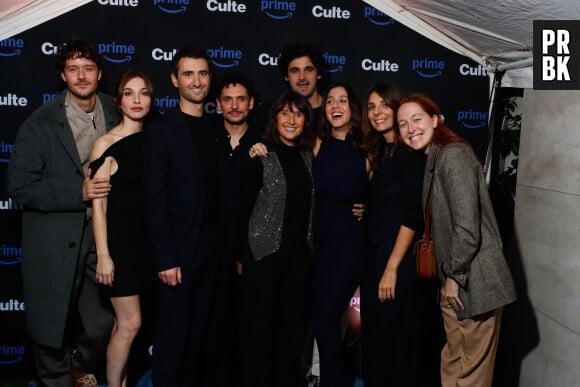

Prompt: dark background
xmin=0 ymin=0 xmax=489 ymax=375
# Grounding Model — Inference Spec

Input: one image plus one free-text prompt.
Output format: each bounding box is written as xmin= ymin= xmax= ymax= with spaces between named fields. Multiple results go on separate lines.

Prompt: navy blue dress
xmin=311 ymin=137 xmax=368 ymax=387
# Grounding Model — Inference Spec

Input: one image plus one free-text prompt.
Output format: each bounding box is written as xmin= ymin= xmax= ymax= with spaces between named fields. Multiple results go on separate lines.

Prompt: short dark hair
xmin=170 ymin=46 xmax=211 ymax=76
xmin=264 ymin=91 xmax=315 ymax=149
xmin=216 ymin=71 xmax=255 ymax=99
xmin=278 ymin=41 xmax=325 ymax=79
xmin=56 ymin=37 xmax=103 ymax=72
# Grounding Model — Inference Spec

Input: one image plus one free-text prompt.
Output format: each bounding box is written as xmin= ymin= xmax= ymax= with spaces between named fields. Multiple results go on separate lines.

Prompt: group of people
xmin=7 ymin=36 xmax=516 ymax=387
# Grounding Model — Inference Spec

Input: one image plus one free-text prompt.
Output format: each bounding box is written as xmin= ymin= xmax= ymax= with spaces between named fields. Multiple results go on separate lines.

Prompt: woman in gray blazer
xmin=396 ymin=93 xmax=516 ymax=387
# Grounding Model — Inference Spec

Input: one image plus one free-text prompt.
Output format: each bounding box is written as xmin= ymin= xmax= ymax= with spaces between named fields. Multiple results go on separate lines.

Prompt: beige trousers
xmin=440 ymin=297 xmax=502 ymax=387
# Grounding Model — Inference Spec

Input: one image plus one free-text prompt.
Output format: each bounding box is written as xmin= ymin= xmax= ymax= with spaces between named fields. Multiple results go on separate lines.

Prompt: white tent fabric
xmin=363 ymin=0 xmax=580 ymax=88
xmin=0 ymin=0 xmax=91 ymax=42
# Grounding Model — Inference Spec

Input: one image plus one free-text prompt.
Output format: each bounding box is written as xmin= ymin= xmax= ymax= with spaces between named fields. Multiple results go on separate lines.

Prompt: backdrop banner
xmin=0 ymin=0 xmax=489 ymax=374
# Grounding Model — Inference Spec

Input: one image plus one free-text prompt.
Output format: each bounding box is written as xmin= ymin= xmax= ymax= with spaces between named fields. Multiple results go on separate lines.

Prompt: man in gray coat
xmin=7 ymin=37 xmax=118 ymax=387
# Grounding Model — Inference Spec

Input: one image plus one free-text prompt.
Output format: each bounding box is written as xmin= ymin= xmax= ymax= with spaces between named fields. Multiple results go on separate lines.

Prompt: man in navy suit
xmin=144 ymin=46 xmax=219 ymax=386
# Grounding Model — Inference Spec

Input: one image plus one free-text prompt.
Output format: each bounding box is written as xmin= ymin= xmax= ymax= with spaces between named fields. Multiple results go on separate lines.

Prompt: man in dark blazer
xmin=144 ymin=46 xmax=219 ymax=386
xmin=7 ymin=38 xmax=118 ymax=386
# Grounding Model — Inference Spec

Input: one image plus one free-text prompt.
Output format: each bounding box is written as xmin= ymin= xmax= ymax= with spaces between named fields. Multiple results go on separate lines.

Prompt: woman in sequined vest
xmin=237 ymin=91 xmax=316 ymax=387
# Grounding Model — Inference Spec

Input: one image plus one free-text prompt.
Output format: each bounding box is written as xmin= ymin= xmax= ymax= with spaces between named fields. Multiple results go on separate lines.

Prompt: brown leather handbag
xmin=414 ymin=148 xmax=440 ymax=278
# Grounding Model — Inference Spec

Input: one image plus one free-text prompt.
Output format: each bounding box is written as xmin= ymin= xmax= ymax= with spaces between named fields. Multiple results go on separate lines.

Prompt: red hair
xmin=398 ymin=93 xmax=470 ymax=149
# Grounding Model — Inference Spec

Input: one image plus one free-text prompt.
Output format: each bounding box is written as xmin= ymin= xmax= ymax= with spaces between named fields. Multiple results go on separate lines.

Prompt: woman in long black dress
xmin=360 ymin=83 xmax=440 ymax=386
xmin=89 ymin=70 xmax=154 ymax=387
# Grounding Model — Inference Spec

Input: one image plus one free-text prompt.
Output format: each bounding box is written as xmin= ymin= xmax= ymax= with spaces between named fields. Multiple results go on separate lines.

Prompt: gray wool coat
xmin=6 ymin=91 xmax=120 ymax=348
xmin=424 ymin=142 xmax=516 ymax=320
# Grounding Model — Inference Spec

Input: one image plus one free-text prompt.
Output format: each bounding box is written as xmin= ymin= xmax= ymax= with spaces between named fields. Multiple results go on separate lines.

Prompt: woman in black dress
xmin=360 ymin=83 xmax=440 ymax=386
xmin=89 ymin=70 xmax=154 ymax=387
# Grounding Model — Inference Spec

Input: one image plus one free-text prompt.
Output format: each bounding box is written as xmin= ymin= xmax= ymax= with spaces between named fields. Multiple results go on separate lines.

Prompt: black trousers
xmin=207 ymin=253 xmax=241 ymax=387
xmin=239 ymin=246 xmax=311 ymax=387
xmin=33 ymin=220 xmax=114 ymax=387
xmin=152 ymin=261 xmax=217 ymax=387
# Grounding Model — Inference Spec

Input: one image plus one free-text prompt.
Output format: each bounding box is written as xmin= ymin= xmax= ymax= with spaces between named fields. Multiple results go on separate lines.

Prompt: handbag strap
xmin=423 ymin=145 xmax=443 ymax=241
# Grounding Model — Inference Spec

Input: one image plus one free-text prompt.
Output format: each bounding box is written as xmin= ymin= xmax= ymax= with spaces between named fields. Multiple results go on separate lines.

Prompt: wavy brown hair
xmin=361 ymin=82 xmax=402 ymax=170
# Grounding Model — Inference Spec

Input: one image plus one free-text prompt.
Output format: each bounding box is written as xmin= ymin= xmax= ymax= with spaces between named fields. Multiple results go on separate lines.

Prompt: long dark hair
xmin=361 ymin=82 xmax=402 ymax=170
xmin=263 ymin=91 xmax=315 ymax=149
xmin=317 ymin=82 xmax=365 ymax=152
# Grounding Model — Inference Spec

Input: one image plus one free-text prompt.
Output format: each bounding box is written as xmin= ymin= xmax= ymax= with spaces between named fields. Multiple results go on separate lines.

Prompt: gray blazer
xmin=424 ymin=142 xmax=516 ymax=320
xmin=7 ymin=91 xmax=120 ymax=348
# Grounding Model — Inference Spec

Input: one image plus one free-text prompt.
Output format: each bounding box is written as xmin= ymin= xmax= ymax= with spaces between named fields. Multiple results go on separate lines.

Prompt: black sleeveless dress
xmin=89 ymin=131 xmax=152 ymax=297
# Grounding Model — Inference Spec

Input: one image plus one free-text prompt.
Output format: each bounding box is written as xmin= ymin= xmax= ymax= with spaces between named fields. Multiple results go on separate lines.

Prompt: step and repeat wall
xmin=0 ymin=0 xmax=489 ymax=374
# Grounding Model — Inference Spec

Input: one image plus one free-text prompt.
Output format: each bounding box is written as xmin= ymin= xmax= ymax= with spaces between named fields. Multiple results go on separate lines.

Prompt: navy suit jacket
xmin=144 ymin=108 xmax=213 ymax=273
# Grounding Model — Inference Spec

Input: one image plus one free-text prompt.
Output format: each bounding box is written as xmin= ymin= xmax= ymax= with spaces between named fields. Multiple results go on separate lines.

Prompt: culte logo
xmin=98 ymin=42 xmax=135 ymax=63
xmin=0 ymin=345 xmax=25 ymax=365
xmin=312 ymin=5 xmax=350 ymax=19
xmin=363 ymin=6 xmax=395 ymax=26
xmin=459 ymin=63 xmax=488 ymax=77
xmin=0 ymin=198 xmax=22 ymax=210
xmin=261 ymin=0 xmax=295 ymax=20
xmin=412 ymin=57 xmax=445 ymax=78
xmin=154 ymin=0 xmax=189 ymax=14
xmin=0 ymin=141 xmax=14 ymax=164
xmin=0 ymin=38 xmax=23 ymax=57
xmin=0 ymin=244 xmax=22 ymax=265
xmin=457 ymin=109 xmax=488 ymax=129
xmin=41 ymin=42 xmax=59 ymax=56
xmin=258 ymin=53 xmax=279 ymax=66
xmin=152 ymin=48 xmax=177 ymax=62
xmin=204 ymin=101 xmax=219 ymax=115
xmin=361 ymin=58 xmax=399 ymax=72
xmin=0 ymin=300 xmax=25 ymax=311
xmin=97 ymin=0 xmax=138 ymax=6
xmin=0 ymin=94 xmax=28 ymax=107
xmin=208 ymin=47 xmax=242 ymax=69
xmin=323 ymin=51 xmax=346 ymax=73
xmin=207 ymin=0 xmax=247 ymax=13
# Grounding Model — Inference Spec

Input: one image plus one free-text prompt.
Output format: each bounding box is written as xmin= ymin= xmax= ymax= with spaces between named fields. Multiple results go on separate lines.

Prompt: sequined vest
xmin=248 ymin=149 xmax=314 ymax=261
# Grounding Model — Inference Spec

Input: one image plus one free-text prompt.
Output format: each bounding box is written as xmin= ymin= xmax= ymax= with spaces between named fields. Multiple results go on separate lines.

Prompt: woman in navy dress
xmin=311 ymin=82 xmax=370 ymax=387
xmin=90 ymin=71 xmax=154 ymax=387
